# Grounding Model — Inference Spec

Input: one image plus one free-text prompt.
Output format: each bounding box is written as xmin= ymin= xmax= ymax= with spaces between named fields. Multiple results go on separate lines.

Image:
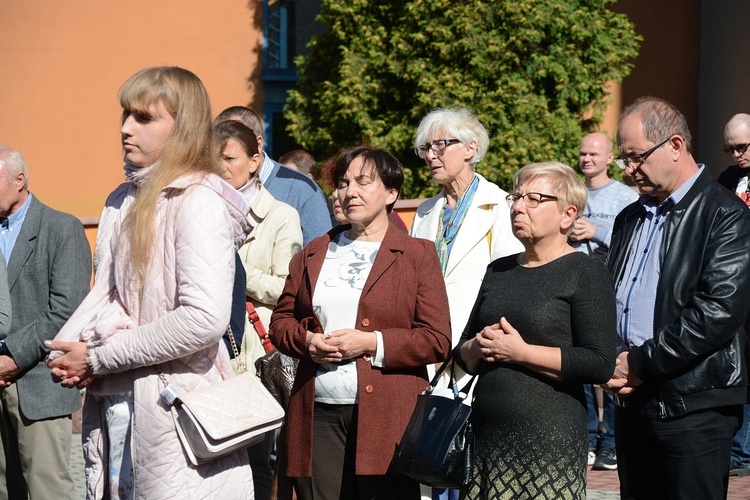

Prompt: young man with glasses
xmin=603 ymin=97 xmax=750 ymax=499
xmin=718 ymin=113 xmax=750 ymax=207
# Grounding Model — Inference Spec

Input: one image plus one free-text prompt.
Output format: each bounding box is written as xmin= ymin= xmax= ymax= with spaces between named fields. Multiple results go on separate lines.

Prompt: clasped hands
xmin=471 ymin=317 xmax=528 ymax=364
xmin=601 ymin=351 xmax=643 ymax=397
xmin=44 ymin=340 xmax=95 ymax=389
xmin=307 ymin=329 xmax=375 ymax=364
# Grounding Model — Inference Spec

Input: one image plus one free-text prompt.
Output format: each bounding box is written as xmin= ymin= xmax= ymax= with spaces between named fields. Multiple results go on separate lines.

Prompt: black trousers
xmin=615 ymin=395 xmax=741 ymax=500
xmin=293 ymin=403 xmax=419 ymax=500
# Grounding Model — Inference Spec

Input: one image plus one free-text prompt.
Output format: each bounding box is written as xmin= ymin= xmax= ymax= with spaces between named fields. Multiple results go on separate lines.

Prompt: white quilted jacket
xmin=55 ymin=173 xmax=255 ymax=499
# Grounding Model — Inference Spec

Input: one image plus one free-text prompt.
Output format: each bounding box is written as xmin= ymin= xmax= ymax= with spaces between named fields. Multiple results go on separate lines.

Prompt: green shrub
xmin=285 ymin=0 xmax=640 ymax=197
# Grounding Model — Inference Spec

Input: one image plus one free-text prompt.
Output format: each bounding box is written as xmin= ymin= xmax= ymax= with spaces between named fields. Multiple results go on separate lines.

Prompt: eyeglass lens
xmin=506 ymin=193 xmax=543 ymax=208
xmin=724 ymin=144 xmax=749 ymax=155
xmin=615 ymin=137 xmax=670 ymax=169
xmin=416 ymin=139 xmax=456 ymax=158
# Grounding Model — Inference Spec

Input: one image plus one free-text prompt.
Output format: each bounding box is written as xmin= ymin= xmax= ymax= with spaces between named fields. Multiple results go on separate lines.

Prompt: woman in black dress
xmin=456 ymin=161 xmax=617 ymax=499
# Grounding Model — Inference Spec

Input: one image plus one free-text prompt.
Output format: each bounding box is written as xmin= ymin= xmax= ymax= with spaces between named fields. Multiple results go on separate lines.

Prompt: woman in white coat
xmin=45 ymin=67 xmax=254 ymax=499
xmin=409 ymin=108 xmax=522 ymax=500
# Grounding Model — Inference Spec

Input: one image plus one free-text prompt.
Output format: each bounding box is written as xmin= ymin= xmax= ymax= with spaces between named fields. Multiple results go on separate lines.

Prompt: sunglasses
xmin=723 ymin=143 xmax=750 ymax=155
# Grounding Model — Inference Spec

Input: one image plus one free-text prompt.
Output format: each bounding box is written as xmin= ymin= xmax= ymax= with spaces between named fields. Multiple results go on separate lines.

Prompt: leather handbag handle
xmin=427 ymin=348 xmax=477 ymax=397
xmin=246 ymin=301 xmax=273 ymax=353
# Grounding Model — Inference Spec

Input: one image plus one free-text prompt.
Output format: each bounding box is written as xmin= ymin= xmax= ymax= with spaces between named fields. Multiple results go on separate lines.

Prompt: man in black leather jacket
xmin=604 ymin=96 xmax=750 ymax=499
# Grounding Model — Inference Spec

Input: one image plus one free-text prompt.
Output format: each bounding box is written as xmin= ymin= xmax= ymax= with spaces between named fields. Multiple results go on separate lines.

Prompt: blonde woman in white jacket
xmin=45 ymin=67 xmax=255 ymax=499
xmin=411 ymin=108 xmax=522 ymax=348
xmin=410 ymin=108 xmax=522 ymax=500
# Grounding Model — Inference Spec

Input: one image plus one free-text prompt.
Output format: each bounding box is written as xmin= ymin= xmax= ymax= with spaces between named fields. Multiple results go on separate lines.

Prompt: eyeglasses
xmin=723 ymin=143 xmax=750 ymax=155
xmin=414 ymin=139 xmax=462 ymax=158
xmin=614 ymin=137 xmax=671 ymax=169
xmin=505 ymin=192 xmax=559 ymax=208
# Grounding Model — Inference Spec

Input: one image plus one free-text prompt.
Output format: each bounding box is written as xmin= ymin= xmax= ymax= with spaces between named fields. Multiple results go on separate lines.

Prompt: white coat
xmin=411 ymin=173 xmax=522 ymax=500
xmin=410 ymin=173 xmax=523 ymax=356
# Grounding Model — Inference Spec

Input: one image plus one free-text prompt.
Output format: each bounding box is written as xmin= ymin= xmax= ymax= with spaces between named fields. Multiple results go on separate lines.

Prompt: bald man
xmin=718 ymin=113 xmax=750 ymax=206
xmin=568 ymin=132 xmax=637 ymax=472
xmin=718 ymin=114 xmax=750 ymax=477
xmin=569 ymin=132 xmax=637 ymax=260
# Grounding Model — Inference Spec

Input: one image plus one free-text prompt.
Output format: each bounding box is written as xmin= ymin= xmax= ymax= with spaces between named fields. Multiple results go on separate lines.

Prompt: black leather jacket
xmin=608 ymin=168 xmax=750 ymax=418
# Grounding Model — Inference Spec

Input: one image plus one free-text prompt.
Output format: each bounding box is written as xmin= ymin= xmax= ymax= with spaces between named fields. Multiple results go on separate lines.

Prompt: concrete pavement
xmin=67 ymin=433 xmax=750 ymax=499
xmin=586 ymin=465 xmax=750 ymax=499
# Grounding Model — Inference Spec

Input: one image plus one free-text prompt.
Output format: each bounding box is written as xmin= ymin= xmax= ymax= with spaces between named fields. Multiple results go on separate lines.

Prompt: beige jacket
xmin=238 ymin=184 xmax=302 ymax=366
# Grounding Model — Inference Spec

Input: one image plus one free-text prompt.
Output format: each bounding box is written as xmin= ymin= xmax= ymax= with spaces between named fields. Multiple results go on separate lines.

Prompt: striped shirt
xmin=615 ymin=166 xmax=704 ymax=349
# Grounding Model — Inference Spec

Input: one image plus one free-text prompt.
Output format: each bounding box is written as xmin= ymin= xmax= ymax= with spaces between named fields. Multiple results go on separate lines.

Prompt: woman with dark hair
xmin=45 ymin=66 xmax=254 ymax=498
xmin=270 ymin=146 xmax=451 ymax=500
xmin=216 ymin=119 xmax=303 ymax=500
xmin=215 ymin=120 xmax=301 ymax=362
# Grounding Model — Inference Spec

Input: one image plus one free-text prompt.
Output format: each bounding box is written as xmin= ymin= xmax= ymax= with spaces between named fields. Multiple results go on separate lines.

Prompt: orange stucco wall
xmin=0 ymin=0 xmax=263 ymax=221
xmin=4 ymin=0 xmax=745 ymax=246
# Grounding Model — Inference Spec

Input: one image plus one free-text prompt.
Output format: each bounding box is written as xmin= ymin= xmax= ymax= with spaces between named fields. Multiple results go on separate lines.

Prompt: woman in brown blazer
xmin=270 ymin=145 xmax=451 ymax=500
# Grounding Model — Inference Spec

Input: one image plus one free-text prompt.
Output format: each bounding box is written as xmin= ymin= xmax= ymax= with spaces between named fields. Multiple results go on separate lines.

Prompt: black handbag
xmin=393 ymin=350 xmax=477 ymax=489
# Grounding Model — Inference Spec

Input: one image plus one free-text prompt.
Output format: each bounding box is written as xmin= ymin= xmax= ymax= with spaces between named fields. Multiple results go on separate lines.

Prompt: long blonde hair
xmin=119 ymin=66 xmax=221 ymax=287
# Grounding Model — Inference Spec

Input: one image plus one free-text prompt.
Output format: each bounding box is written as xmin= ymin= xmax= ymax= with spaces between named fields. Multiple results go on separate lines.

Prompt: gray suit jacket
xmin=4 ymin=196 xmax=91 ymax=420
xmin=0 ymin=253 xmax=11 ymax=337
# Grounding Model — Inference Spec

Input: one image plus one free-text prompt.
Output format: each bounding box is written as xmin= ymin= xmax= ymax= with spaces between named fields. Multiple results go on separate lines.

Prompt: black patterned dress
xmin=456 ymin=253 xmax=616 ymax=499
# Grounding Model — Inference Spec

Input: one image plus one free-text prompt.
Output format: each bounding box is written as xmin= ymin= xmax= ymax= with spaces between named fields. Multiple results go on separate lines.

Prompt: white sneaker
xmin=587 ymin=450 xmax=596 ymax=466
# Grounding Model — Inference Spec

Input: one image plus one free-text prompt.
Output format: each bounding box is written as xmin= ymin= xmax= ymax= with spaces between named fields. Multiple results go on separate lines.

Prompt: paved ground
xmin=70 ymin=438 xmax=85 ymax=499
xmin=586 ymin=465 xmax=750 ymax=500
xmin=68 ymin=429 xmax=750 ymax=499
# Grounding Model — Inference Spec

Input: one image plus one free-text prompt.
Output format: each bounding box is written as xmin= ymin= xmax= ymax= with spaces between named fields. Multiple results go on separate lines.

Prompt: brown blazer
xmin=270 ymin=224 xmax=451 ymax=477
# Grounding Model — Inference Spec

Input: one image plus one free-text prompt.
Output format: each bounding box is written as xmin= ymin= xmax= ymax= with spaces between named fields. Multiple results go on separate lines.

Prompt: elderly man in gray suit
xmin=0 ymin=146 xmax=91 ymax=500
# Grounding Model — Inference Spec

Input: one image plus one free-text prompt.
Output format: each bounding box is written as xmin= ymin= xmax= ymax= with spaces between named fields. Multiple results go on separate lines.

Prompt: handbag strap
xmin=246 ymin=301 xmax=273 ymax=353
xmin=450 ymin=356 xmax=478 ymax=396
xmin=429 ymin=348 xmax=478 ymax=398
xmin=227 ymin=325 xmax=246 ymax=374
xmin=157 ymin=325 xmax=246 ymax=398
xmin=430 ymin=348 xmax=457 ymax=386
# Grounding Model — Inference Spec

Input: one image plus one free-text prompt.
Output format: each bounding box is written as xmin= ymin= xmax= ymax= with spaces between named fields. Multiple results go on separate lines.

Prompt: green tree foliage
xmin=285 ymin=0 xmax=641 ymax=198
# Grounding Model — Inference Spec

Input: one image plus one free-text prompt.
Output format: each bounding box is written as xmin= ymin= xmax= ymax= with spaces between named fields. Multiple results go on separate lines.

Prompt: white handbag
xmin=160 ymin=326 xmax=285 ymax=466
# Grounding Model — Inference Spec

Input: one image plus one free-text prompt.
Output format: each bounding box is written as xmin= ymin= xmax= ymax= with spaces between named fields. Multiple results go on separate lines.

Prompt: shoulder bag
xmin=392 ymin=349 xmax=477 ymax=489
xmin=255 ymin=348 xmax=299 ymax=410
xmin=245 ymin=301 xmax=299 ymax=409
xmin=159 ymin=326 xmax=285 ymax=466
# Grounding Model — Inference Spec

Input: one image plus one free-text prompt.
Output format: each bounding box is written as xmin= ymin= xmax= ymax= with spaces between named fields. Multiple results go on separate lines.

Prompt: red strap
xmin=246 ymin=301 xmax=273 ymax=353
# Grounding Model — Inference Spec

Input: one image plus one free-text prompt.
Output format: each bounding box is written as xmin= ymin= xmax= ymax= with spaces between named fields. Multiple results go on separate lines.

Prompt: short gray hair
xmin=619 ymin=96 xmax=692 ymax=154
xmin=414 ymin=107 xmax=490 ymax=167
xmin=514 ymin=161 xmax=587 ymax=218
xmin=0 ymin=146 xmax=29 ymax=189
